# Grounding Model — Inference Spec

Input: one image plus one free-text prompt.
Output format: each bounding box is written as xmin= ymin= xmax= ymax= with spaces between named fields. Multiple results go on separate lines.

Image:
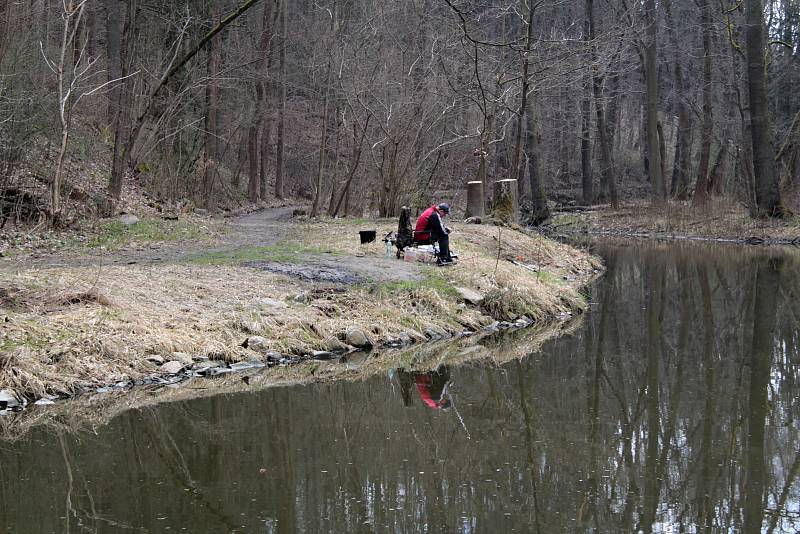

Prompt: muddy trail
xmin=1 ymin=206 xmax=423 ymax=284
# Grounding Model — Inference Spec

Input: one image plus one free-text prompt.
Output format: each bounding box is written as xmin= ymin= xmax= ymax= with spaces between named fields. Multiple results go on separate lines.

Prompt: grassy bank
xmin=0 ymin=215 xmax=601 ymax=403
xmin=552 ymin=198 xmax=800 ymax=243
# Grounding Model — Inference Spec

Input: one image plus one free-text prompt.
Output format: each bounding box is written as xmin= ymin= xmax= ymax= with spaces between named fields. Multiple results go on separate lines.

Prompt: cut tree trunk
xmin=491 ymin=179 xmax=518 ymax=223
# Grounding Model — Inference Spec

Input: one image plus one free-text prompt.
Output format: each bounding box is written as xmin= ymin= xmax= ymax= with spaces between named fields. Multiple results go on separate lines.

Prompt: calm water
xmin=2 ymin=242 xmax=800 ymax=533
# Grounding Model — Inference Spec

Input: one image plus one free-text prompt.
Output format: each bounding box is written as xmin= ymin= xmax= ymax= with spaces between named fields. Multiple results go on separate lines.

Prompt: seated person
xmin=414 ymin=202 xmax=455 ymax=265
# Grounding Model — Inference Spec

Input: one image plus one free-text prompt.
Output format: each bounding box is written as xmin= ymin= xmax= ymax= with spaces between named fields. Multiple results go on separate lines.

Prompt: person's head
xmin=436 ymin=203 xmax=450 ymax=217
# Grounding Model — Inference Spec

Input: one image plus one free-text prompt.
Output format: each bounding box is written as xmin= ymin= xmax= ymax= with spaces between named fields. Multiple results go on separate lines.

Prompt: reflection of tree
xmin=696 ymin=264 xmax=716 ymax=533
xmin=3 ymin=243 xmax=800 ymax=532
xmin=639 ymin=253 xmax=665 ymax=534
xmin=744 ymin=258 xmax=781 ymax=533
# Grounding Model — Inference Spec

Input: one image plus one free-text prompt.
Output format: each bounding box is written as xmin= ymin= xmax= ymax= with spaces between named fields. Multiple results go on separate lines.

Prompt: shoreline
xmin=548 ymin=198 xmax=800 ymax=246
xmin=0 ymin=212 xmax=602 ymax=413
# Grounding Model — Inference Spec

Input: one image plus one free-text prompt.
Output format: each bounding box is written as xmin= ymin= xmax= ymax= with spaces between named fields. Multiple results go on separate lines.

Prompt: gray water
xmin=2 ymin=241 xmax=800 ymax=533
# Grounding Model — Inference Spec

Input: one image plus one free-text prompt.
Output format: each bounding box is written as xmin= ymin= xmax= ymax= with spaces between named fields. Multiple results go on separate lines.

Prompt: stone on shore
xmin=0 ymin=390 xmax=20 ymax=409
xmin=161 ymin=361 xmax=184 ymax=375
xmin=345 ymin=327 xmax=373 ymax=349
xmin=243 ymin=336 xmax=270 ymax=352
xmin=455 ymin=287 xmax=484 ymax=305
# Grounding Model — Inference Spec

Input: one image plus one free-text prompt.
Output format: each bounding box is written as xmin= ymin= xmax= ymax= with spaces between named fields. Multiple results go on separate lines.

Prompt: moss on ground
xmin=186 ymin=243 xmax=339 ymax=265
xmin=87 ymin=218 xmax=204 ymax=248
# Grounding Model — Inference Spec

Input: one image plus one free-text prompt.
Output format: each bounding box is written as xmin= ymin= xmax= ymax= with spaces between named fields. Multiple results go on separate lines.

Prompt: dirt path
xmin=1 ymin=207 xmax=423 ymax=283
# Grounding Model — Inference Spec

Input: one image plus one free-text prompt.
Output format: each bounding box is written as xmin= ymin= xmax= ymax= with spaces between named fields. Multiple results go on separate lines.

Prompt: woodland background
xmin=0 ymin=0 xmax=798 ymax=225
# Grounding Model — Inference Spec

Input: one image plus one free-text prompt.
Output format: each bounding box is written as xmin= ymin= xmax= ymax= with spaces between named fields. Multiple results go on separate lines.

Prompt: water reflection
xmin=1 ymin=242 xmax=800 ymax=532
xmin=391 ymin=365 xmax=452 ymax=410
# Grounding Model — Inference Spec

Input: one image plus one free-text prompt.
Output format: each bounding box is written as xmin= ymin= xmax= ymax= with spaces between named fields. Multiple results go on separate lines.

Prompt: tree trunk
xmin=526 ymin=98 xmax=549 ymax=225
xmin=311 ymin=64 xmax=332 ymax=217
xmin=247 ymin=125 xmax=259 ymax=202
xmin=332 ymin=116 xmax=370 ymax=217
xmin=105 ymin=0 xmax=124 ymax=200
xmin=644 ymin=0 xmax=665 ymax=204
xmin=580 ymin=19 xmax=594 ymax=204
xmin=274 ymin=0 xmax=287 ymax=200
xmin=511 ymin=1 xmax=536 ymax=200
xmin=52 ymin=1 xmax=85 ymax=224
xmin=664 ymin=0 xmax=692 ymax=200
xmin=708 ymin=141 xmax=730 ymax=196
xmin=587 ymin=0 xmax=618 ymax=208
xmin=465 ymin=181 xmax=485 ymax=218
xmin=491 ymin=179 xmax=518 ymax=223
xmin=745 ymin=0 xmax=785 ymax=217
xmin=203 ymin=0 xmax=222 ymax=206
xmin=693 ymin=0 xmax=713 ymax=207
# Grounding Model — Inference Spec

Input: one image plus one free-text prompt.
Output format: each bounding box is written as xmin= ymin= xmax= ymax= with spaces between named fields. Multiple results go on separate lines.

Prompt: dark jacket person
xmin=414 ymin=203 xmax=453 ymax=264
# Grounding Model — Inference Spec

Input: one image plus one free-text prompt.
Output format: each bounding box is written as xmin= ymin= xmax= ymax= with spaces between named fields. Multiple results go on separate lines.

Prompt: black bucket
xmin=359 ymin=230 xmax=376 ymax=244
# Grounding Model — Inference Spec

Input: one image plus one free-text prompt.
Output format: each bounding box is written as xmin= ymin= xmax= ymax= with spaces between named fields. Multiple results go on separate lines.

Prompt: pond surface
xmin=2 ymin=241 xmax=800 ymax=533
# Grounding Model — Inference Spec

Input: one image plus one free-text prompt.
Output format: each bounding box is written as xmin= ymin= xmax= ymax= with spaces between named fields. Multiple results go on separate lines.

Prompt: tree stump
xmin=465 ymin=181 xmax=485 ymax=218
xmin=491 ymin=179 xmax=518 ymax=223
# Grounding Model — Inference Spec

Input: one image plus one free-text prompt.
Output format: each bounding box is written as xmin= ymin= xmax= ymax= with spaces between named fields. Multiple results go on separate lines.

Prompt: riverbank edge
xmin=0 ymin=217 xmax=603 ymax=411
xmin=548 ymin=199 xmax=800 ymax=246
xmin=0 ymin=306 xmax=590 ymax=440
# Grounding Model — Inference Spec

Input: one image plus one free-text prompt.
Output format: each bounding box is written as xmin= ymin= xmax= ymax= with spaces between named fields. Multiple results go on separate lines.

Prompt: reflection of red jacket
xmin=415 ymin=375 xmax=446 ymax=409
xmin=414 ymin=206 xmax=444 ymax=243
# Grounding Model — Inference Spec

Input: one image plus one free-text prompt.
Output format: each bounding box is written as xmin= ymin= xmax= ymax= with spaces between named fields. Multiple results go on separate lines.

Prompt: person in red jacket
xmin=414 ymin=202 xmax=454 ymax=265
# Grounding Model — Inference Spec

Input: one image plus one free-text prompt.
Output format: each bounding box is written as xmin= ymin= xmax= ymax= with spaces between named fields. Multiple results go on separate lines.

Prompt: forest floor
xmin=0 ymin=206 xmax=602 ymax=414
xmin=548 ymin=197 xmax=800 ymax=244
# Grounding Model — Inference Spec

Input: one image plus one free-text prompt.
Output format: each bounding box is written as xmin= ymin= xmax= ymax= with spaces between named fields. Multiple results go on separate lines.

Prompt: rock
xmin=264 ymin=351 xmax=284 ymax=362
xmin=423 ymin=324 xmax=450 ymax=340
xmin=201 ymin=366 xmax=233 ymax=376
xmin=171 ymin=352 xmax=194 ymax=366
xmin=455 ymin=287 xmax=484 ymax=305
xmin=0 ymin=389 xmax=19 ymax=409
xmin=243 ymin=336 xmax=270 ymax=352
xmin=192 ymin=354 xmax=210 ymax=362
xmin=229 ymin=361 xmax=266 ymax=372
xmin=119 ymin=213 xmax=140 ymax=226
xmin=34 ymin=398 xmax=55 ymax=406
xmin=259 ymin=297 xmax=287 ymax=309
xmin=192 ymin=360 xmax=224 ymax=372
xmin=161 ymin=361 xmax=184 ymax=375
xmin=345 ymin=327 xmax=373 ymax=349
xmin=311 ymin=350 xmax=337 ymax=360
xmin=146 ymin=355 xmax=165 ymax=365
xmin=464 ymin=216 xmax=482 ymax=224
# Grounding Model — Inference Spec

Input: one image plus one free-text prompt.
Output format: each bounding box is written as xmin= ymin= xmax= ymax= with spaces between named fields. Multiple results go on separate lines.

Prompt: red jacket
xmin=414 ymin=206 xmax=445 ymax=243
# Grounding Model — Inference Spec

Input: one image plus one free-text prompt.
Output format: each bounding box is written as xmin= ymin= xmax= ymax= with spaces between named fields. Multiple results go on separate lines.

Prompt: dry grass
xmin=0 ymin=310 xmax=585 ymax=441
xmin=0 ymin=218 xmax=600 ymax=404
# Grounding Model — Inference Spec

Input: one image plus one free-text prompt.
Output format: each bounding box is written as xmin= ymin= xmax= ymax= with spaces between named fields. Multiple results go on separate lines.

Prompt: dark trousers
xmin=430 ymin=227 xmax=451 ymax=261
